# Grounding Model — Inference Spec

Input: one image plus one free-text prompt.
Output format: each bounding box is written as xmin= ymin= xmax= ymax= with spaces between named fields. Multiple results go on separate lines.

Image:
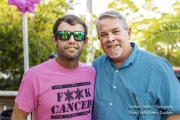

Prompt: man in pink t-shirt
xmin=11 ymin=14 xmax=96 ymax=120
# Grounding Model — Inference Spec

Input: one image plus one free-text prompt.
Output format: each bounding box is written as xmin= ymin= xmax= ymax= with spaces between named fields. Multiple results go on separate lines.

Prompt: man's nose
xmin=68 ymin=34 xmax=76 ymax=42
xmin=107 ymin=33 xmax=115 ymax=42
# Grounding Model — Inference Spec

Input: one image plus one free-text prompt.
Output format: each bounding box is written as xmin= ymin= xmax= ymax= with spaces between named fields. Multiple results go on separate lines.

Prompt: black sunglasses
xmin=55 ymin=31 xmax=86 ymax=41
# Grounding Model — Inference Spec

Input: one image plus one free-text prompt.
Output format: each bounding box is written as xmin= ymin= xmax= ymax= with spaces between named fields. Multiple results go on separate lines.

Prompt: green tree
xmin=0 ymin=0 xmax=23 ymax=90
xmin=139 ymin=1 xmax=180 ymax=66
xmin=107 ymin=0 xmax=139 ymax=17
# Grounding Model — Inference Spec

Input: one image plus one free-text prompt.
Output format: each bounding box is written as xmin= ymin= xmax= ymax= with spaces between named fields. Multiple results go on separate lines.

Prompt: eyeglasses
xmin=55 ymin=31 xmax=86 ymax=41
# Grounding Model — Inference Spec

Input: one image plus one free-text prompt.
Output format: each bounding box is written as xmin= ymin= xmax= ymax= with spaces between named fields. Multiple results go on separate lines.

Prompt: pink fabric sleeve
xmin=15 ymin=73 xmax=37 ymax=112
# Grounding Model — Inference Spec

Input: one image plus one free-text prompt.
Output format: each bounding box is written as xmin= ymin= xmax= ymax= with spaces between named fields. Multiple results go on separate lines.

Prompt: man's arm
xmin=11 ymin=103 xmax=30 ymax=120
xmin=166 ymin=114 xmax=180 ymax=120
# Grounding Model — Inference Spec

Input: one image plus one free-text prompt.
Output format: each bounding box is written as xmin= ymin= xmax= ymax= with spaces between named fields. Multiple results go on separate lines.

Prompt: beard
xmin=107 ymin=49 xmax=123 ymax=59
xmin=57 ymin=46 xmax=84 ymax=61
xmin=105 ymin=45 xmax=123 ymax=59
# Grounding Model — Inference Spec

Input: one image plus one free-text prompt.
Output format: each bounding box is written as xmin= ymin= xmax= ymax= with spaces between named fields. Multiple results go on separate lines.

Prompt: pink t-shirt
xmin=15 ymin=59 xmax=96 ymax=120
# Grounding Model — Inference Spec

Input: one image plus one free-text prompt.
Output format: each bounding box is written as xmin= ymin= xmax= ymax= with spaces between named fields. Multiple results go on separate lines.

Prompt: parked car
xmin=173 ymin=67 xmax=180 ymax=81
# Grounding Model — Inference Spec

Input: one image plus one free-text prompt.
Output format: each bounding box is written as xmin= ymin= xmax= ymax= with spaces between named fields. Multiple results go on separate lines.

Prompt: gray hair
xmin=96 ymin=10 xmax=129 ymax=32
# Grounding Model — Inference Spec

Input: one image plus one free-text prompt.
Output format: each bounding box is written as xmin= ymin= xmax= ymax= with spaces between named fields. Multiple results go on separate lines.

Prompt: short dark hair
xmin=53 ymin=14 xmax=88 ymax=36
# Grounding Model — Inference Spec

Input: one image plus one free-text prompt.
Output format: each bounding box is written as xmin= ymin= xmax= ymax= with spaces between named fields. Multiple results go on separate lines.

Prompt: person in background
xmin=48 ymin=53 xmax=57 ymax=59
xmin=92 ymin=10 xmax=180 ymax=120
xmin=11 ymin=14 xmax=96 ymax=120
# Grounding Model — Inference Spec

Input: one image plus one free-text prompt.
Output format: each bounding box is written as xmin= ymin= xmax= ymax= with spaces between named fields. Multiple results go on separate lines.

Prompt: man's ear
xmin=52 ymin=35 xmax=58 ymax=46
xmin=128 ymin=28 xmax=131 ymax=40
xmin=98 ymin=36 xmax=100 ymax=40
xmin=84 ymin=36 xmax=88 ymax=47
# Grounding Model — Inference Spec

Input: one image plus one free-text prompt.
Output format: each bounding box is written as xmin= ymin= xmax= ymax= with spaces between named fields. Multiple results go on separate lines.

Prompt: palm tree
xmin=139 ymin=10 xmax=180 ymax=66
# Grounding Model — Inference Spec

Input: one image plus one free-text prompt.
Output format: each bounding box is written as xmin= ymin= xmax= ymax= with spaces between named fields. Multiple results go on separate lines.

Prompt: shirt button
xmin=110 ymin=103 xmax=112 ymax=106
xmin=113 ymin=86 xmax=116 ymax=89
xmin=116 ymin=70 xmax=118 ymax=72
